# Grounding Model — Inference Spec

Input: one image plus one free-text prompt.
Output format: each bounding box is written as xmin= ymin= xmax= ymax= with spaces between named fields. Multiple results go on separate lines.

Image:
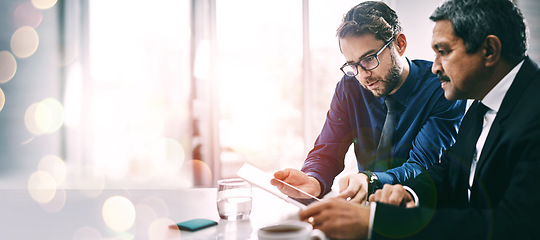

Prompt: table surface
xmin=0 ymin=187 xmax=304 ymax=239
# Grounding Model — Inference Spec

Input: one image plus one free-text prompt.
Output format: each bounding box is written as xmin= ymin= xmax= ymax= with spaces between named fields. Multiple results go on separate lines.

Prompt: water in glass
xmin=217 ymin=178 xmax=252 ymax=220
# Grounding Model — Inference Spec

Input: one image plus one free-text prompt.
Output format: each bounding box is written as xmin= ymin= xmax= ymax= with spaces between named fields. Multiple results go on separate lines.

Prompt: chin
xmin=440 ymin=83 xmax=456 ymax=100
xmin=371 ymin=92 xmax=384 ymax=98
xmin=371 ymin=87 xmax=392 ymax=98
xmin=443 ymin=93 xmax=457 ymax=101
xmin=443 ymin=89 xmax=460 ymax=101
xmin=444 ymin=90 xmax=469 ymax=101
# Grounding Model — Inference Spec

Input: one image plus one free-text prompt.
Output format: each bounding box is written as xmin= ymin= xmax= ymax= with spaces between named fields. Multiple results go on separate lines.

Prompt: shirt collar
xmin=480 ymin=60 xmax=524 ymax=113
xmin=383 ymin=57 xmax=415 ymax=107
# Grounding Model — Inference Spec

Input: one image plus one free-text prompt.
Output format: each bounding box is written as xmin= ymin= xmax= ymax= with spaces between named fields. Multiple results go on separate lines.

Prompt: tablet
xmin=236 ymin=163 xmax=320 ymax=210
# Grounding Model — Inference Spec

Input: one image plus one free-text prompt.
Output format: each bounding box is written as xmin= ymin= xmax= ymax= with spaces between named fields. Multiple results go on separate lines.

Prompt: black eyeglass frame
xmin=340 ymin=36 xmax=396 ymax=77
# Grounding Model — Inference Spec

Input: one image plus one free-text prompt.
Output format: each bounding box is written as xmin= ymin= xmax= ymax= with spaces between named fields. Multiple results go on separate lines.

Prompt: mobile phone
xmin=169 ymin=218 xmax=218 ymax=231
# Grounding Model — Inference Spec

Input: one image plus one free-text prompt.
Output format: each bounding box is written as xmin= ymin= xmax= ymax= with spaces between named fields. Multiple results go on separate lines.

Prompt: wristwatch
xmin=362 ymin=171 xmax=381 ymax=197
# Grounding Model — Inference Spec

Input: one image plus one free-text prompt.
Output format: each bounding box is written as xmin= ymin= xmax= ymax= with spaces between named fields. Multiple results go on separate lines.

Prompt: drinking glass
xmin=216 ymin=178 xmax=252 ymax=220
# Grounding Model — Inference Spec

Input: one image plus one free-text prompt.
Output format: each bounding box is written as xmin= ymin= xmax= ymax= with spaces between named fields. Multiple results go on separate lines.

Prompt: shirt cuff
xmin=373 ymin=171 xmax=394 ymax=186
xmin=368 ymin=202 xmax=377 ymax=240
xmin=304 ymin=172 xmax=327 ymax=197
xmin=402 ymin=185 xmax=420 ymax=207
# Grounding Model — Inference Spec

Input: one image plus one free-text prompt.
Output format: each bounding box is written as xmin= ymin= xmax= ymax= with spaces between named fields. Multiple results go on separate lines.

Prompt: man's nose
xmin=356 ymin=67 xmax=372 ymax=81
xmin=432 ymin=57 xmax=443 ymax=75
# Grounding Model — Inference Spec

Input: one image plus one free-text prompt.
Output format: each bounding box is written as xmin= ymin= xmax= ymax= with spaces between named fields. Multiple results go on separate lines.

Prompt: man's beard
xmin=368 ymin=53 xmax=401 ymax=97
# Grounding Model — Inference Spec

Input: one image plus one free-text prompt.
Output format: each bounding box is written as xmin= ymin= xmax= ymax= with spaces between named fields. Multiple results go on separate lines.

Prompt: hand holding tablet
xmin=236 ymin=163 xmax=320 ymax=210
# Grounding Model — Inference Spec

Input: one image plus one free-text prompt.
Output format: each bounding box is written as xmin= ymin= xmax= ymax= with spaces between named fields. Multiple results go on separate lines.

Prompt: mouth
xmin=366 ymin=80 xmax=380 ymax=89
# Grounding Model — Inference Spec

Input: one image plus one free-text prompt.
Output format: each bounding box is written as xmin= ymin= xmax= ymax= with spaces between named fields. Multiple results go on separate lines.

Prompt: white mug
xmin=257 ymin=220 xmax=326 ymax=240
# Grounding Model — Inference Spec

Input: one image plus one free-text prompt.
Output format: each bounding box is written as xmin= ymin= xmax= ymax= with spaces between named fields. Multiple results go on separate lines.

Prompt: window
xmin=73 ymin=0 xmax=193 ymax=187
xmin=215 ymin=0 xmax=305 ymax=177
xmin=213 ymin=0 xmax=363 ymax=179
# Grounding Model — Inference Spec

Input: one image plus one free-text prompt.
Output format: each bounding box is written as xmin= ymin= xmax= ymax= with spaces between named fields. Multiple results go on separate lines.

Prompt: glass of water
xmin=216 ymin=178 xmax=252 ymax=221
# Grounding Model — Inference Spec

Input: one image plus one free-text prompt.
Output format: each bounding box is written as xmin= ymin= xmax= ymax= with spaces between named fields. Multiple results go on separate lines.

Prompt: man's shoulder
xmin=408 ymin=59 xmax=465 ymax=110
xmin=506 ymin=58 xmax=540 ymax=115
xmin=408 ymin=59 xmax=443 ymax=93
xmin=411 ymin=59 xmax=433 ymax=68
xmin=410 ymin=59 xmax=436 ymax=82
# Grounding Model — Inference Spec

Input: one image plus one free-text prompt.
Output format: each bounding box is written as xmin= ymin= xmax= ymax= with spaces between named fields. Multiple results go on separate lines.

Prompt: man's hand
xmin=299 ymin=198 xmax=370 ymax=239
xmin=369 ymin=184 xmax=416 ymax=208
xmin=271 ymin=168 xmax=321 ymax=198
xmin=336 ymin=173 xmax=369 ymax=204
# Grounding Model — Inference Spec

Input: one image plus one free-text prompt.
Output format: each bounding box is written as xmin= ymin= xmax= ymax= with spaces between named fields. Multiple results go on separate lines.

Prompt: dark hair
xmin=430 ymin=0 xmax=527 ymax=63
xmin=336 ymin=1 xmax=401 ymax=42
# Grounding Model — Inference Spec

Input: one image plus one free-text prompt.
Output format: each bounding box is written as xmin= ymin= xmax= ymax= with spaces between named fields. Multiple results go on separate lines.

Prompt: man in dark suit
xmin=298 ymin=0 xmax=540 ymax=239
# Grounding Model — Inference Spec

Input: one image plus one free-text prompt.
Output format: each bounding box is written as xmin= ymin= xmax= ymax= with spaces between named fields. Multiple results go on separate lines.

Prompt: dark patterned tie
xmin=375 ymin=96 xmax=399 ymax=170
xmin=464 ymin=101 xmax=490 ymax=166
xmin=466 ymin=101 xmax=490 ymax=200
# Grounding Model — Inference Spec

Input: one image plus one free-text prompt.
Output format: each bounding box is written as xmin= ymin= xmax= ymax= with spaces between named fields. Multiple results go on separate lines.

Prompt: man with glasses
xmin=272 ymin=1 xmax=465 ymax=203
xmin=298 ymin=0 xmax=540 ymax=239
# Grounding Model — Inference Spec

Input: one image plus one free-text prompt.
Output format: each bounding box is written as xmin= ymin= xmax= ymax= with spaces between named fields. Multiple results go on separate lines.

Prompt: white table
xmin=0 ymin=187 xmax=302 ymax=239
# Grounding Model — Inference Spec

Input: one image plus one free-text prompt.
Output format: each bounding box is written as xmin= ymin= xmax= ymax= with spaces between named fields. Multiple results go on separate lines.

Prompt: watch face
xmin=364 ymin=171 xmax=377 ymax=182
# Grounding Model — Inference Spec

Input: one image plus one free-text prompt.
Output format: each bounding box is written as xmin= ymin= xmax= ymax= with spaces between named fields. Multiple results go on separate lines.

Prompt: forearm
xmin=302 ymin=153 xmax=344 ymax=196
xmin=374 ymin=162 xmax=424 ymax=185
xmin=374 ymin=99 xmax=464 ymax=186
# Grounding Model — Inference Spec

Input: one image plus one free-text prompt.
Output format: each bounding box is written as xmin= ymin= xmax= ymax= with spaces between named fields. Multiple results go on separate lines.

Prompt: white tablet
xmin=236 ymin=163 xmax=320 ymax=210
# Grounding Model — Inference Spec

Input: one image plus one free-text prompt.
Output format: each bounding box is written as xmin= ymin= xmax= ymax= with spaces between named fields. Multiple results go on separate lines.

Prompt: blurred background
xmin=0 ymin=0 xmax=539 ymax=192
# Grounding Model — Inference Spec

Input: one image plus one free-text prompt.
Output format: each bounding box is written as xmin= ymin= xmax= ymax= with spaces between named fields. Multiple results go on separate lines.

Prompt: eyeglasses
xmin=340 ymin=36 xmax=395 ymax=77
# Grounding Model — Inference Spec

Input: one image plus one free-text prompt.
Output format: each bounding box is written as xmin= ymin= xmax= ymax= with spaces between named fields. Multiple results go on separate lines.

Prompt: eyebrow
xmin=432 ymin=42 xmax=450 ymax=50
xmin=346 ymin=49 xmax=378 ymax=64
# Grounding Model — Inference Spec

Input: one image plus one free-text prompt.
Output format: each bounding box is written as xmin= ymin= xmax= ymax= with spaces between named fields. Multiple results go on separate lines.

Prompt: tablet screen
xmin=236 ymin=163 xmax=320 ymax=209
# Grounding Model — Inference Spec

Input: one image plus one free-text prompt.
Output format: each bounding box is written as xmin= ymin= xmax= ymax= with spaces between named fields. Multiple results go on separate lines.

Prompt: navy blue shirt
xmin=301 ymin=58 xmax=466 ymax=196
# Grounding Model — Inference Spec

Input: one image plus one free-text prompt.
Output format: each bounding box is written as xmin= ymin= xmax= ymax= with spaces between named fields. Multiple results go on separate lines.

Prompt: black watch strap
xmin=363 ymin=171 xmax=380 ymax=197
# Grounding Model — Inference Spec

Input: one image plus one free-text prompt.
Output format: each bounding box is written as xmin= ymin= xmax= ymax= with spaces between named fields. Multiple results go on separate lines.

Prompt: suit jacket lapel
xmin=476 ymin=57 xmax=539 ymax=171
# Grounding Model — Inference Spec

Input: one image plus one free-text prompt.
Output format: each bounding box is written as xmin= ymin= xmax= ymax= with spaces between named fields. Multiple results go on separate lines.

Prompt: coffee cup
xmin=257 ymin=220 xmax=326 ymax=240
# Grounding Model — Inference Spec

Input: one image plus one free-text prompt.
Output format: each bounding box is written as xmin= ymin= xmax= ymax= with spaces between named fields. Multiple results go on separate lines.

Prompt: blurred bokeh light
xmin=24 ymin=98 xmax=64 ymax=136
xmin=102 ymin=196 xmax=136 ymax=232
xmin=38 ymin=154 xmax=66 ymax=184
xmin=138 ymin=196 xmax=169 ymax=218
xmin=151 ymin=138 xmax=185 ymax=174
xmin=13 ymin=1 xmax=43 ymax=28
xmin=31 ymin=0 xmax=57 ymax=10
xmin=0 ymin=88 xmax=5 ymax=112
xmin=11 ymin=26 xmax=39 ymax=58
xmin=39 ymin=188 xmax=66 ymax=213
xmin=186 ymin=159 xmax=213 ymax=186
xmin=27 ymin=170 xmax=57 ymax=203
xmin=0 ymin=51 xmax=17 ymax=84
xmin=73 ymin=227 xmax=104 ymax=240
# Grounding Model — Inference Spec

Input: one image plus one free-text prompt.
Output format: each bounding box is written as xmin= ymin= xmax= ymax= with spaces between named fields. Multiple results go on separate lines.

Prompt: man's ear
xmin=394 ymin=33 xmax=407 ymax=56
xmin=483 ymin=35 xmax=501 ymax=67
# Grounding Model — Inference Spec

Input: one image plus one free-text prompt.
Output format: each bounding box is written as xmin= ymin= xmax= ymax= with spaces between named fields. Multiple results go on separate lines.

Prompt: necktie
xmin=466 ymin=101 xmax=489 ymax=201
xmin=374 ymin=96 xmax=399 ymax=170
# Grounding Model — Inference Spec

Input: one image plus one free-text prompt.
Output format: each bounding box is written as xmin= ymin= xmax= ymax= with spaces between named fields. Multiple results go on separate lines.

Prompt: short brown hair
xmin=337 ymin=1 xmax=402 ymax=42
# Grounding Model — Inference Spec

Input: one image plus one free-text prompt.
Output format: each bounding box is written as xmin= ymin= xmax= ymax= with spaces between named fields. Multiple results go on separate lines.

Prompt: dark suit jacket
xmin=372 ymin=57 xmax=540 ymax=240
